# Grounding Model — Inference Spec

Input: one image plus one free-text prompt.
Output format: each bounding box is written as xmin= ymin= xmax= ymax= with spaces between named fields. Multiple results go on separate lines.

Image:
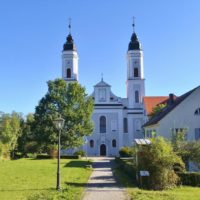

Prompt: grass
xmin=0 ymin=158 xmax=92 ymax=200
xmin=114 ymin=164 xmax=200 ymax=200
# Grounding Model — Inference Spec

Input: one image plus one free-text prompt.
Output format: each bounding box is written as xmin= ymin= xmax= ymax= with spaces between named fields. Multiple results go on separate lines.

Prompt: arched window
xmin=66 ymin=68 xmax=71 ymax=78
xmin=90 ymin=140 xmax=94 ymax=148
xmin=194 ymin=108 xmax=200 ymax=115
xmin=123 ymin=118 xmax=128 ymax=133
xmin=135 ymin=91 xmax=139 ymax=103
xmin=134 ymin=68 xmax=139 ymax=77
xmin=112 ymin=139 xmax=116 ymax=148
xmin=100 ymin=116 xmax=106 ymax=133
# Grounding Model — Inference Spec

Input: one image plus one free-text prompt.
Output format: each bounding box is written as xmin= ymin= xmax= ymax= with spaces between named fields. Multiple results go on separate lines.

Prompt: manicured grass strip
xmin=0 ymin=158 xmax=92 ymax=200
xmin=114 ymin=163 xmax=200 ymax=200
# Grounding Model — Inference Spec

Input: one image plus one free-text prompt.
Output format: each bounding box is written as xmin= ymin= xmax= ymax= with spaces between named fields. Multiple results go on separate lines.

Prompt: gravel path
xmin=82 ymin=157 xmax=128 ymax=200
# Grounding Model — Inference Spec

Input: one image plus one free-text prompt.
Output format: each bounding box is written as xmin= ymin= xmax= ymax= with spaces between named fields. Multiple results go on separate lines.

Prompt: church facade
xmin=61 ymin=26 xmax=147 ymax=156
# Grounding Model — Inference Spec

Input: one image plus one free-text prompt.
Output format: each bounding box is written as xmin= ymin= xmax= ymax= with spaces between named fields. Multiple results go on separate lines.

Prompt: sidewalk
xmin=82 ymin=157 xmax=128 ymax=200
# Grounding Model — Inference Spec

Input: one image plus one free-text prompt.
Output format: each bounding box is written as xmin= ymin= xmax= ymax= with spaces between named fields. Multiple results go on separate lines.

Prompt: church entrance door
xmin=100 ymin=144 xmax=106 ymax=156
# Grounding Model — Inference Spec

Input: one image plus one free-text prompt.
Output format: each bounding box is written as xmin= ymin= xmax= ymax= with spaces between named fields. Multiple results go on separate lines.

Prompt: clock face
xmin=67 ymin=61 xmax=71 ymax=64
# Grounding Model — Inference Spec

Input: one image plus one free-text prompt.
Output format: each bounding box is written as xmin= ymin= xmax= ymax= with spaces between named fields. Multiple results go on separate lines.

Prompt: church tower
xmin=126 ymin=22 xmax=145 ymax=108
xmin=62 ymin=21 xmax=79 ymax=83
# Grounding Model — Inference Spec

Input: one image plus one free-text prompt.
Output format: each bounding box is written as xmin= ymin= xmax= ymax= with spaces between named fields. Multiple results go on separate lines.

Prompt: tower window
xmin=90 ymin=140 xmax=94 ymax=148
xmin=135 ymin=91 xmax=139 ymax=103
xmin=100 ymin=116 xmax=106 ymax=133
xmin=123 ymin=118 xmax=128 ymax=133
xmin=134 ymin=68 xmax=139 ymax=77
xmin=66 ymin=68 xmax=71 ymax=78
xmin=112 ymin=139 xmax=116 ymax=148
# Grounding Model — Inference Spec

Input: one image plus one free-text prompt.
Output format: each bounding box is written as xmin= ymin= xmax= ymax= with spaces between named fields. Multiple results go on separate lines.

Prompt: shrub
xmin=138 ymin=137 xmax=184 ymax=190
xmin=178 ymin=172 xmax=200 ymax=186
xmin=119 ymin=146 xmax=134 ymax=157
xmin=74 ymin=150 xmax=85 ymax=157
xmin=115 ymin=157 xmax=137 ymax=181
xmin=47 ymin=144 xmax=57 ymax=158
xmin=0 ymin=143 xmax=10 ymax=160
xmin=24 ymin=141 xmax=38 ymax=154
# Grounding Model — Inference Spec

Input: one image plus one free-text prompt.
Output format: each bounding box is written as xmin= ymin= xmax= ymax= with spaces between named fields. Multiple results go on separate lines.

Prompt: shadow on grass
xmin=64 ymin=160 xmax=91 ymax=168
xmin=0 ymin=188 xmax=54 ymax=192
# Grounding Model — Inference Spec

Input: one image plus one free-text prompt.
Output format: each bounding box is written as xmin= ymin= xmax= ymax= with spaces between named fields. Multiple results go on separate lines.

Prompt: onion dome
xmin=63 ymin=34 xmax=77 ymax=51
xmin=128 ymin=32 xmax=141 ymax=51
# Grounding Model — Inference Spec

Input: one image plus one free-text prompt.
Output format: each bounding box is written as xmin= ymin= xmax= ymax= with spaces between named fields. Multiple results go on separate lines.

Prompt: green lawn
xmin=0 ymin=158 xmax=92 ymax=200
xmin=114 ymin=167 xmax=200 ymax=200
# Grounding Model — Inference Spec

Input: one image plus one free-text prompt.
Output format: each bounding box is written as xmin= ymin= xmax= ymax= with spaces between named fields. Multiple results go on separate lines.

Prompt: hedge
xmin=178 ymin=172 xmax=200 ymax=186
xmin=36 ymin=154 xmax=80 ymax=159
xmin=115 ymin=157 xmax=136 ymax=181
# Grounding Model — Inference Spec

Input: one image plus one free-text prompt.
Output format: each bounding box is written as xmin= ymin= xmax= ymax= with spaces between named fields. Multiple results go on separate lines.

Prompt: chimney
xmin=168 ymin=93 xmax=174 ymax=105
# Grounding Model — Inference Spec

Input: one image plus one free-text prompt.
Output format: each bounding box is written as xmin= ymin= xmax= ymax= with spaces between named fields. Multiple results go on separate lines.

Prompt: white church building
xmin=61 ymin=23 xmax=200 ymax=157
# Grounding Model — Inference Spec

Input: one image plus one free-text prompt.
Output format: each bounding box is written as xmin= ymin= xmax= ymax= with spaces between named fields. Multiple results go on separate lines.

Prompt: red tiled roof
xmin=143 ymin=96 xmax=169 ymax=115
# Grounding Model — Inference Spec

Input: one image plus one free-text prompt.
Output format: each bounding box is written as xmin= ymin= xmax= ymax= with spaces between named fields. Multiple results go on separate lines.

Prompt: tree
xmin=0 ymin=112 xmax=22 ymax=159
xmin=33 ymin=79 xmax=94 ymax=151
xmin=138 ymin=137 xmax=184 ymax=190
xmin=17 ymin=113 xmax=35 ymax=155
xmin=149 ymin=103 xmax=166 ymax=118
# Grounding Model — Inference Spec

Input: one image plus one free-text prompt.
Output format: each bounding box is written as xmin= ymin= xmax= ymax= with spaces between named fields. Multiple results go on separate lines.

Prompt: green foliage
xmin=24 ymin=141 xmax=39 ymax=154
xmin=178 ymin=172 xmax=200 ymax=186
xmin=138 ymin=137 xmax=184 ymax=190
xmin=17 ymin=113 xmax=35 ymax=155
xmin=115 ymin=157 xmax=137 ymax=181
xmin=119 ymin=146 xmax=134 ymax=157
xmin=74 ymin=150 xmax=85 ymax=157
xmin=0 ymin=112 xmax=22 ymax=159
xmin=114 ymin=162 xmax=200 ymax=200
xmin=149 ymin=103 xmax=166 ymax=118
xmin=33 ymin=79 xmax=94 ymax=151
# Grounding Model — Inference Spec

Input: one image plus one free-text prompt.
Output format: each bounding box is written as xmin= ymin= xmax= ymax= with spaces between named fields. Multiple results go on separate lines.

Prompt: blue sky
xmin=0 ymin=0 xmax=200 ymax=115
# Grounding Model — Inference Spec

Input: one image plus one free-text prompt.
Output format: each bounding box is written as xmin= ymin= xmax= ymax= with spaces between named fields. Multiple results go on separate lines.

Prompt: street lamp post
xmin=53 ymin=117 xmax=65 ymax=191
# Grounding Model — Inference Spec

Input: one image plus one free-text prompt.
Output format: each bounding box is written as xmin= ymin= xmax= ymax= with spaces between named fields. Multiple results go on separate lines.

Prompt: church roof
xmin=143 ymin=86 xmax=199 ymax=127
xmin=128 ymin=32 xmax=141 ymax=51
xmin=94 ymin=79 xmax=111 ymax=87
xmin=63 ymin=34 xmax=77 ymax=51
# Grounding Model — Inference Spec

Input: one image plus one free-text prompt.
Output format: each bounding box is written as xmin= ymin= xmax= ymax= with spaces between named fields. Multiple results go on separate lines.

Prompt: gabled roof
xmin=143 ymin=96 xmax=169 ymax=115
xmin=143 ymin=86 xmax=200 ymax=128
xmin=94 ymin=79 xmax=111 ymax=87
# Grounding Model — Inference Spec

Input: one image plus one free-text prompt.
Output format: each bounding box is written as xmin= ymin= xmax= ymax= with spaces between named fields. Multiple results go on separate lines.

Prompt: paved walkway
xmin=82 ymin=157 xmax=128 ymax=200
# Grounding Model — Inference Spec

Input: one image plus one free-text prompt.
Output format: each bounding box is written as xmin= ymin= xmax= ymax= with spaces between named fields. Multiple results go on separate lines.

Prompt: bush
xmin=36 ymin=154 xmax=80 ymax=159
xmin=47 ymin=144 xmax=57 ymax=158
xmin=119 ymin=146 xmax=134 ymax=157
xmin=0 ymin=143 xmax=10 ymax=160
xmin=138 ymin=137 xmax=184 ymax=190
xmin=24 ymin=141 xmax=38 ymax=154
xmin=74 ymin=150 xmax=85 ymax=157
xmin=178 ymin=172 xmax=200 ymax=186
xmin=115 ymin=157 xmax=137 ymax=181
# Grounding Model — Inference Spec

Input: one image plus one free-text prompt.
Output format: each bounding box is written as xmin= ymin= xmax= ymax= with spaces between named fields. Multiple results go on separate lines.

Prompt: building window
xmin=100 ymin=116 xmax=106 ymax=133
xmin=194 ymin=108 xmax=200 ymax=115
xmin=195 ymin=128 xmax=200 ymax=140
xmin=112 ymin=139 xmax=116 ymax=148
xmin=66 ymin=68 xmax=71 ymax=78
xmin=99 ymin=89 xmax=106 ymax=101
xmin=123 ymin=118 xmax=128 ymax=133
xmin=111 ymin=120 xmax=117 ymax=132
xmin=145 ymin=130 xmax=156 ymax=138
xmin=134 ymin=68 xmax=139 ymax=77
xmin=135 ymin=91 xmax=139 ymax=103
xmin=90 ymin=140 xmax=94 ymax=148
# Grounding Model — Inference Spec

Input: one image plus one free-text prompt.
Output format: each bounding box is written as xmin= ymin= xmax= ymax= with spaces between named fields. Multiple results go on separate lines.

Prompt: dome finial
xmin=101 ymin=73 xmax=104 ymax=81
xmin=132 ymin=16 xmax=135 ymax=33
xmin=68 ymin=17 xmax=71 ymax=34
